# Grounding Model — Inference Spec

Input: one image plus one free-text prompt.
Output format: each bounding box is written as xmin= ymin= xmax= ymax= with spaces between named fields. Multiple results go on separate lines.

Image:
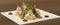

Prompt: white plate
xmin=1 ymin=9 xmax=60 ymax=25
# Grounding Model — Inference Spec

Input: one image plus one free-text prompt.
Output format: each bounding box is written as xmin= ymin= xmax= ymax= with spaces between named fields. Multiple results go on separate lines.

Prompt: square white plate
xmin=1 ymin=9 xmax=60 ymax=25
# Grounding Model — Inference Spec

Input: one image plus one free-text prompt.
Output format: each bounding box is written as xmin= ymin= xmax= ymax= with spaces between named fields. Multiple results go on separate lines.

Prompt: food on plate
xmin=15 ymin=4 xmax=22 ymax=17
xmin=32 ymin=5 xmax=42 ymax=18
xmin=23 ymin=10 xmax=36 ymax=20
xmin=15 ymin=2 xmax=42 ymax=20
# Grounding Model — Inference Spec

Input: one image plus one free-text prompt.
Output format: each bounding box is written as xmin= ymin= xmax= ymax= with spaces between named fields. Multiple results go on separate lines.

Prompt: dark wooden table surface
xmin=0 ymin=0 xmax=60 ymax=25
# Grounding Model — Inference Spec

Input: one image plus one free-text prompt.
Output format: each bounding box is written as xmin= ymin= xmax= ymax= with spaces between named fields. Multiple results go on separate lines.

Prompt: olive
xmin=9 ymin=12 xmax=13 ymax=15
xmin=23 ymin=19 xmax=28 ymax=22
xmin=45 ymin=15 xmax=49 ymax=18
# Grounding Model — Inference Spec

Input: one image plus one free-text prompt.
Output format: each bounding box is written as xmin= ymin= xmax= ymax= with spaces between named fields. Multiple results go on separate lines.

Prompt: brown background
xmin=0 ymin=0 xmax=60 ymax=25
